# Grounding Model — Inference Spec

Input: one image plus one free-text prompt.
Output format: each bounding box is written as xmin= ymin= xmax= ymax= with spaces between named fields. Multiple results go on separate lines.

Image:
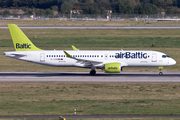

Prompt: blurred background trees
xmin=0 ymin=0 xmax=179 ymax=14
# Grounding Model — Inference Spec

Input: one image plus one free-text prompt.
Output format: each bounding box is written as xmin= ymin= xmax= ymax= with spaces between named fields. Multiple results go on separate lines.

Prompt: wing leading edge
xmin=63 ymin=51 xmax=103 ymax=65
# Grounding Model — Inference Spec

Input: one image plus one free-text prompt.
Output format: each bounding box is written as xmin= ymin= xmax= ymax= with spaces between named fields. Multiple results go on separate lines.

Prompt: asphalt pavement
xmin=0 ymin=72 xmax=180 ymax=82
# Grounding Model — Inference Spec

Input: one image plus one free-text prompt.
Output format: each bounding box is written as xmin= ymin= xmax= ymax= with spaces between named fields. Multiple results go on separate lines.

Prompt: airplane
xmin=4 ymin=24 xmax=176 ymax=75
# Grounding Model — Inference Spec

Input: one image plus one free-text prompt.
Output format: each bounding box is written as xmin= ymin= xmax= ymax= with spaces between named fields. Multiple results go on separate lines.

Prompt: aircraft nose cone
xmin=170 ymin=59 xmax=176 ymax=65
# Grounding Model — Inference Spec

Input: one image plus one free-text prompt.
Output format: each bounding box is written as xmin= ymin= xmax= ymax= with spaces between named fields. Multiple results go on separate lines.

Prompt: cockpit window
xmin=162 ymin=55 xmax=171 ymax=58
xmin=166 ymin=55 xmax=170 ymax=58
xmin=162 ymin=55 xmax=166 ymax=58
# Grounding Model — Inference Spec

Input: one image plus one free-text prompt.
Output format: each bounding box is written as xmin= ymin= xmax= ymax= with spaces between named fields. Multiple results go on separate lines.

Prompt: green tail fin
xmin=8 ymin=24 xmax=42 ymax=51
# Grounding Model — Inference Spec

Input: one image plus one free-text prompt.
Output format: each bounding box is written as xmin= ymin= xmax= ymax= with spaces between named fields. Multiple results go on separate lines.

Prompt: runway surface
xmin=1 ymin=26 xmax=180 ymax=29
xmin=0 ymin=72 xmax=180 ymax=82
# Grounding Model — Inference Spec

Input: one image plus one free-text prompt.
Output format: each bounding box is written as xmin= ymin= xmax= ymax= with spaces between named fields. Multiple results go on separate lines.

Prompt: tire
xmin=159 ymin=72 xmax=163 ymax=76
xmin=90 ymin=70 xmax=96 ymax=75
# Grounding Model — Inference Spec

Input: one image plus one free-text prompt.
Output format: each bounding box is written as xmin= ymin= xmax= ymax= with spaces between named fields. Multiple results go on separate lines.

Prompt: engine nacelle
xmin=102 ymin=63 xmax=121 ymax=73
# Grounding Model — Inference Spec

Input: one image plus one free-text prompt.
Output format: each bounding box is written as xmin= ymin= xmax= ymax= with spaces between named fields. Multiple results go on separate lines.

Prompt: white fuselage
xmin=4 ymin=50 xmax=176 ymax=69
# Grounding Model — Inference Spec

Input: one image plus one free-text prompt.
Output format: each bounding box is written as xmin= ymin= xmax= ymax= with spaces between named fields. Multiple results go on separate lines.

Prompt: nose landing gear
xmin=158 ymin=67 xmax=163 ymax=76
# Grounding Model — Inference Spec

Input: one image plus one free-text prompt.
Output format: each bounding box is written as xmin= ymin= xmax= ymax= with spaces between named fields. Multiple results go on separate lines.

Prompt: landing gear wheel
xmin=158 ymin=67 xmax=163 ymax=76
xmin=159 ymin=72 xmax=163 ymax=76
xmin=90 ymin=70 xmax=96 ymax=76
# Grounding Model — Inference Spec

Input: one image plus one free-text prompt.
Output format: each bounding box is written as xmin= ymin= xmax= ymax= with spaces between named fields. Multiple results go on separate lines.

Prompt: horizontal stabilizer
xmin=11 ymin=53 xmax=27 ymax=57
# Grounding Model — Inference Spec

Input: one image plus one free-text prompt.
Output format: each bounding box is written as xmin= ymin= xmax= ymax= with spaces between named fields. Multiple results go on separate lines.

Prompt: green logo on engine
xmin=108 ymin=67 xmax=117 ymax=69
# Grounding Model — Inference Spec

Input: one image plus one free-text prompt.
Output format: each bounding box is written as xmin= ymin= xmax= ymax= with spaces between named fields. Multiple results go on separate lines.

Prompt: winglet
xmin=72 ymin=45 xmax=79 ymax=51
xmin=63 ymin=51 xmax=73 ymax=58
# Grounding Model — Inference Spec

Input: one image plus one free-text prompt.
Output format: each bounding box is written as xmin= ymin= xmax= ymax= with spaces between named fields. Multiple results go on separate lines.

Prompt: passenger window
xmin=49 ymin=55 xmax=51 ymax=57
xmin=97 ymin=55 xmax=99 ymax=57
xmin=87 ymin=55 xmax=89 ymax=57
xmin=47 ymin=55 xmax=48 ymax=57
xmin=92 ymin=55 xmax=94 ymax=57
xmin=57 ymin=55 xmax=58 ymax=57
xmin=64 ymin=55 xmax=65 ymax=57
xmin=101 ymin=55 xmax=103 ymax=57
xmin=61 ymin=55 xmax=63 ymax=57
xmin=90 ymin=55 xmax=91 ymax=57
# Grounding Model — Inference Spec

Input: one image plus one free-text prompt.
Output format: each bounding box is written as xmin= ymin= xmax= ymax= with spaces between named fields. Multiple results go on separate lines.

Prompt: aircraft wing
xmin=63 ymin=51 xmax=102 ymax=65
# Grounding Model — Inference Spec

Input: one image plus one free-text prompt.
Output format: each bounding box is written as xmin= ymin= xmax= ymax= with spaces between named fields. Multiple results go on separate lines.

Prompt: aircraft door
xmin=152 ymin=53 xmax=157 ymax=62
xmin=40 ymin=53 xmax=45 ymax=62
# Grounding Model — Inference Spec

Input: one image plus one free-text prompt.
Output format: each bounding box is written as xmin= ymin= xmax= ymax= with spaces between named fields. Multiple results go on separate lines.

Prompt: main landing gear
xmin=158 ymin=67 xmax=163 ymax=76
xmin=159 ymin=71 xmax=163 ymax=76
xmin=90 ymin=69 xmax=96 ymax=76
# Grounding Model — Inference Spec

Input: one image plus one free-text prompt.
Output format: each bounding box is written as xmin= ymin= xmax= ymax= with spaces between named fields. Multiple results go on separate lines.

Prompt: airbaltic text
xmin=115 ymin=52 xmax=147 ymax=59
xmin=16 ymin=43 xmax=31 ymax=49
xmin=108 ymin=67 xmax=118 ymax=69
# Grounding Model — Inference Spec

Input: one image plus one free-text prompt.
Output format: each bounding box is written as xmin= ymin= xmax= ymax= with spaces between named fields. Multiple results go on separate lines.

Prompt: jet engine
xmin=102 ymin=63 xmax=121 ymax=73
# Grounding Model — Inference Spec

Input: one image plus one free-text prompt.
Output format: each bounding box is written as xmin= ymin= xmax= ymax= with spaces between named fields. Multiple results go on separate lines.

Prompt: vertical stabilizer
xmin=8 ymin=24 xmax=42 ymax=51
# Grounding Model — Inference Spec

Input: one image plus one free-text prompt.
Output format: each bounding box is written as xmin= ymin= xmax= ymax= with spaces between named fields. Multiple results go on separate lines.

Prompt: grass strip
xmin=1 ymin=82 xmax=180 ymax=116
